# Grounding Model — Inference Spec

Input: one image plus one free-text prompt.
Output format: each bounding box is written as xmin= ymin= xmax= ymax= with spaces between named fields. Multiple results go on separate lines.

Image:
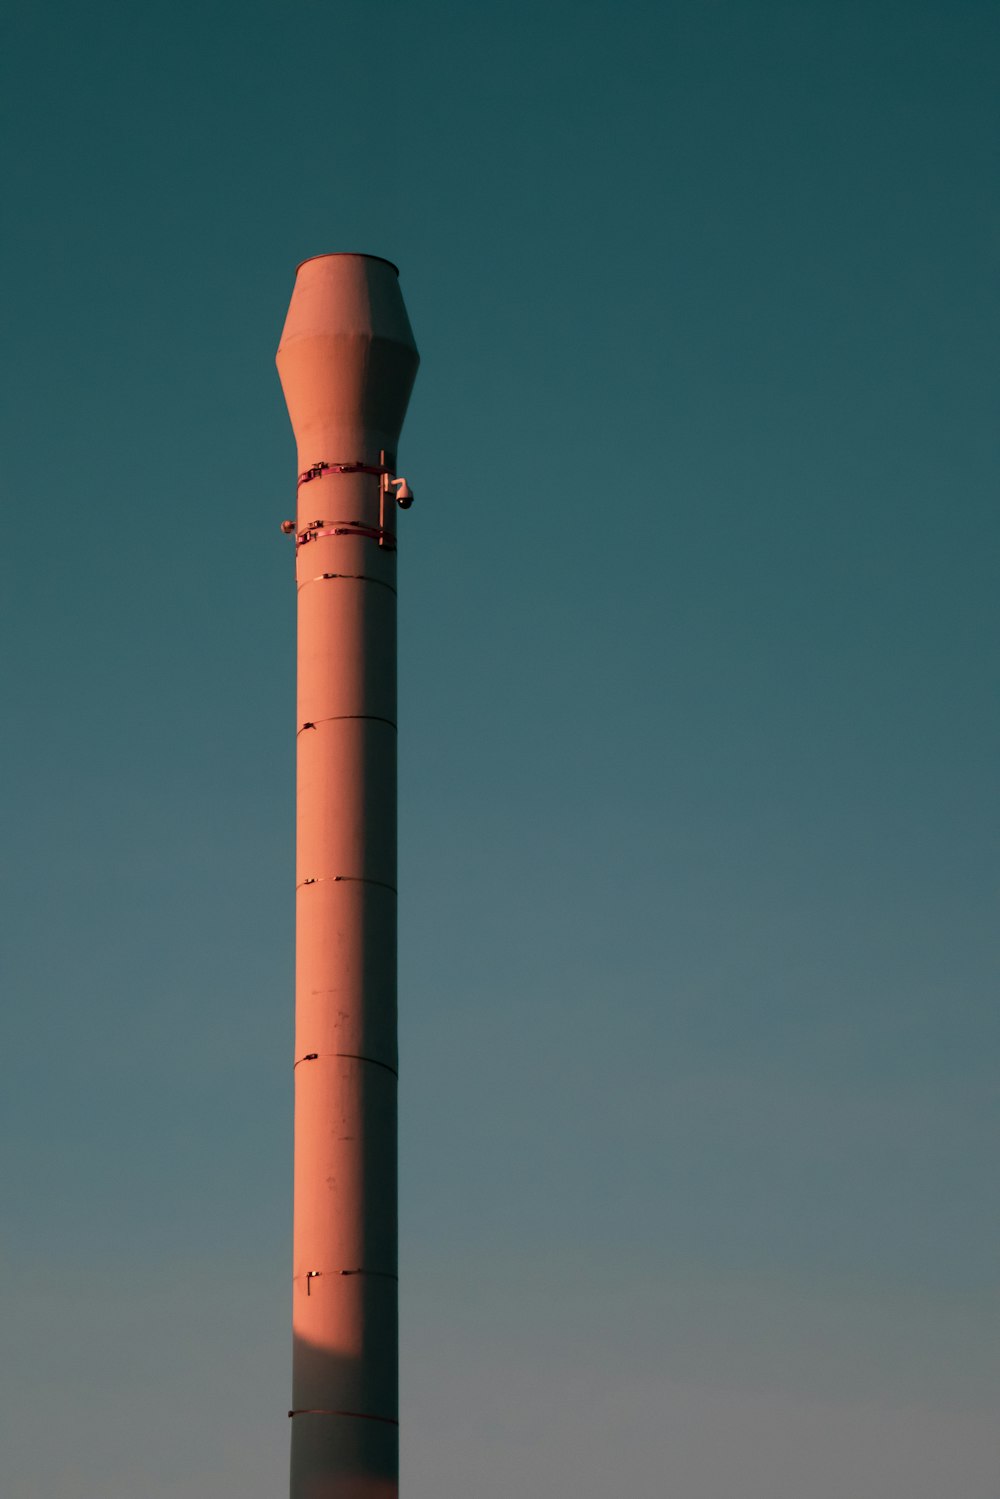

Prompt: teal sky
xmin=1 ymin=1 xmax=997 ymax=1494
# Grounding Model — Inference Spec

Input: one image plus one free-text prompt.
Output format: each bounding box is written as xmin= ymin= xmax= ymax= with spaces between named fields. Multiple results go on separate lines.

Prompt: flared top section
xmin=276 ymin=254 xmax=419 ymax=470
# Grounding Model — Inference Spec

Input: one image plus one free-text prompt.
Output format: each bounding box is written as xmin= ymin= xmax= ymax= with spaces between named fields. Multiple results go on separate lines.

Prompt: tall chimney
xmin=277 ymin=253 xmax=419 ymax=1499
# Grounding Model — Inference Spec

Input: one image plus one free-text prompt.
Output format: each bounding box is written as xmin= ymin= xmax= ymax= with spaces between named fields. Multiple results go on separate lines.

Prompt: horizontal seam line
xmin=294 ymin=1052 xmax=398 ymax=1078
xmin=297 ymin=876 xmax=397 ymax=894
xmin=288 ymin=1409 xmax=399 ymax=1426
xmin=293 ymin=1269 xmax=399 ymax=1280
xmin=298 ymin=715 xmax=397 ymax=734
xmin=297 ymin=573 xmax=397 ymax=594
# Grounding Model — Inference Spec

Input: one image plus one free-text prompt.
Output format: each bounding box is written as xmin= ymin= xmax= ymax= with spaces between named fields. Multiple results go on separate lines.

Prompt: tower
xmin=277 ymin=253 xmax=419 ymax=1499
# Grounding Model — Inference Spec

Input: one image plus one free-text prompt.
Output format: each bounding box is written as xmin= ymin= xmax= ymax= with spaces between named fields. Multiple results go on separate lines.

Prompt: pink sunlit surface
xmin=278 ymin=254 xmax=418 ymax=1498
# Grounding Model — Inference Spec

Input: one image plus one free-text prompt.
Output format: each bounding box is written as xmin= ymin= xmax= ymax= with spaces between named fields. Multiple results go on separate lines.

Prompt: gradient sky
xmin=1 ymin=1 xmax=998 ymax=1495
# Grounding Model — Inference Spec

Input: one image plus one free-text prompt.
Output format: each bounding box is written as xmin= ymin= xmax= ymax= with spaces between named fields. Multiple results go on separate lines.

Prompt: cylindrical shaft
xmin=277 ymin=254 xmax=419 ymax=1499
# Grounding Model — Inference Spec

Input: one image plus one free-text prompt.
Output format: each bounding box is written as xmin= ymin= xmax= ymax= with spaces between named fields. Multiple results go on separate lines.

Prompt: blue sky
xmin=1 ymin=1 xmax=997 ymax=1494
